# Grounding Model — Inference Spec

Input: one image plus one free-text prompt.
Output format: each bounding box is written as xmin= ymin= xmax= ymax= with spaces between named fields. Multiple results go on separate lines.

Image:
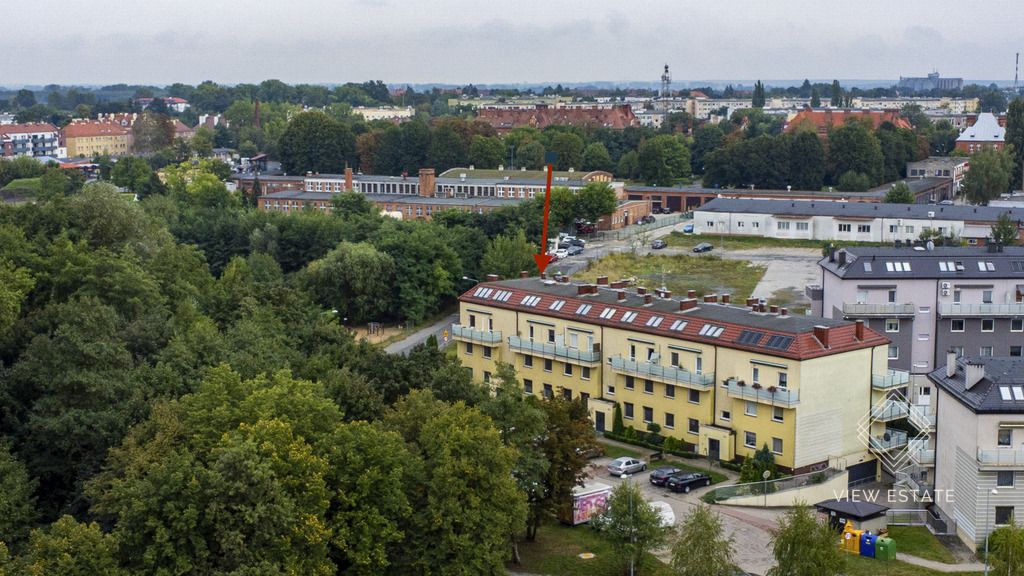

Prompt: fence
xmin=703 ymin=467 xmax=843 ymax=503
xmin=886 ymin=508 xmax=957 ymax=535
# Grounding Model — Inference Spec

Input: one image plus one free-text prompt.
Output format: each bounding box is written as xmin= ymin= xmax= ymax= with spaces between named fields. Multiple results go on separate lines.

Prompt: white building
xmin=351 ymin=106 xmax=416 ymax=122
xmin=0 ymin=123 xmax=60 ymax=158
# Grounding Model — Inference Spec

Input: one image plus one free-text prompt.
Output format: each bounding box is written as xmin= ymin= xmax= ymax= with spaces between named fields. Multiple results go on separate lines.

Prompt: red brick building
xmin=476 ymin=104 xmax=639 ymax=133
xmin=784 ymin=109 xmax=912 ymax=136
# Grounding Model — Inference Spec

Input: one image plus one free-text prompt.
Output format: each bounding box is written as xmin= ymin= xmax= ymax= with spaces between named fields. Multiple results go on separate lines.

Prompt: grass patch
xmin=599 ymin=442 xmax=644 ymax=460
xmin=575 ymin=252 xmax=766 ymax=303
xmin=1 ymin=177 xmax=41 ymax=192
xmin=512 ymin=521 xmax=674 ymax=576
xmin=664 ymin=231 xmax=888 ymax=252
xmin=886 ymin=526 xmax=958 ymax=564
xmin=844 ymin=554 xmax=980 ymax=575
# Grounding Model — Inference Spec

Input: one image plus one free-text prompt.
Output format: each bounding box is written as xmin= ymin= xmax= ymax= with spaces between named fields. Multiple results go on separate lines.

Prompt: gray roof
xmin=696 ymin=197 xmax=1024 ymax=223
xmin=907 ymin=156 xmax=970 ymax=169
xmin=928 ymin=357 xmax=1024 ymax=414
xmin=625 ymin=184 xmax=886 ymax=199
xmin=260 ymin=190 xmax=520 ymax=208
xmin=820 ymin=246 xmax=1024 ymax=280
xmin=815 ymin=499 xmax=889 ymax=519
xmin=957 ymin=112 xmax=1005 ymax=143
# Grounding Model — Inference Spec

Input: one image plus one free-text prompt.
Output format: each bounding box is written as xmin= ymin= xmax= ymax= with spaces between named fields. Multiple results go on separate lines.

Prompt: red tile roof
xmin=0 ymin=123 xmax=59 ymax=136
xmin=476 ymin=104 xmax=639 ymax=132
xmin=785 ymin=109 xmax=912 ymax=136
xmin=62 ymin=121 xmax=130 ymax=138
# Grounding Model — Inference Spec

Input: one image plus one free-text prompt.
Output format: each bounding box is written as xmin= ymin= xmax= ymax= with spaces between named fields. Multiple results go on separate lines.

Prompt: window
xmin=752 ymin=366 xmax=760 ymax=384
xmin=670 ymin=351 xmax=680 ymax=367
xmin=547 ymin=329 xmax=555 ymax=343
xmin=688 ymin=389 xmax=700 ymax=404
xmin=665 ymin=384 xmax=675 ymax=398
xmin=981 ymin=346 xmax=994 ymax=357
xmin=575 ymin=303 xmax=592 ymax=315
xmin=606 ymin=383 xmax=615 ymax=395
xmin=543 ymin=383 xmax=553 ymax=399
xmin=1012 ymin=346 xmax=1023 ymax=357
xmin=528 ymin=325 xmax=535 ymax=340
xmin=737 ymin=221 xmax=744 ymax=228
xmin=548 ymin=299 xmax=565 ymax=311
xmin=857 ymin=224 xmax=871 ymax=233
xmin=468 ymin=314 xmax=476 ymax=327
xmin=524 ymin=355 xmax=533 ymax=368
xmin=796 ymin=222 xmax=809 ymax=231
xmin=688 ymin=418 xmax=700 ymax=434
xmin=669 ymin=319 xmax=687 ymax=331
xmin=544 ymin=359 xmax=553 ymax=372
xmin=998 ymin=471 xmax=1016 ymax=487
xmin=621 ymin=311 xmax=638 ymax=323
xmin=599 ymin=307 xmax=616 ymax=319
xmin=982 ymin=319 xmax=995 ymax=332
xmin=778 ymin=373 xmax=788 ymax=388
xmin=888 ymin=345 xmax=899 ymax=360
xmin=643 ymin=406 xmax=653 ymax=423
xmin=625 ymin=376 xmax=635 ymax=390
xmin=665 ymin=412 xmax=675 ymax=429
xmin=1013 ymin=319 xmax=1024 ymax=332
xmin=888 ymin=289 xmax=897 ymax=303
xmin=483 ymin=346 xmax=492 ymax=359
xmin=483 ymin=371 xmax=491 ymax=382
xmin=951 ymin=319 xmax=965 ymax=332
xmin=569 ymin=332 xmax=578 ymax=348
xmin=772 ymin=437 xmax=784 ymax=455
xmin=838 ymin=224 xmax=851 ymax=232
xmin=745 ymin=431 xmax=757 ymax=448
xmin=563 ymin=363 xmax=573 ymax=376
xmin=696 ymin=357 xmax=703 ymax=374
xmin=885 ymin=319 xmax=900 ymax=333
xmin=954 ymin=290 xmax=962 ymax=304
xmin=582 ymin=366 xmax=591 ymax=380
xmin=745 ymin=401 xmax=758 ymax=417
xmin=563 ymin=388 xmax=572 ymax=400
xmin=983 ymin=290 xmax=993 ymax=304
xmin=644 ymin=380 xmax=654 ymax=394
xmin=523 ymin=379 xmax=533 ymax=394
xmin=777 ymin=221 xmax=790 ymax=231
xmin=646 ymin=316 xmax=664 ymax=327
xmin=465 ymin=342 xmax=474 ymax=355
xmin=624 ymin=402 xmax=634 ymax=419
xmin=721 ymin=410 xmax=731 ymax=421
xmin=772 ymin=407 xmax=784 ymax=423
xmin=996 ymin=507 xmax=1015 ymax=526
xmin=999 ymin=429 xmax=1013 ymax=446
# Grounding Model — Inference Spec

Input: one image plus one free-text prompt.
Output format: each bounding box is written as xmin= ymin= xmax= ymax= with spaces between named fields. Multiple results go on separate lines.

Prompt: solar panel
xmin=764 ymin=335 xmax=794 ymax=350
xmin=736 ymin=330 xmax=764 ymax=345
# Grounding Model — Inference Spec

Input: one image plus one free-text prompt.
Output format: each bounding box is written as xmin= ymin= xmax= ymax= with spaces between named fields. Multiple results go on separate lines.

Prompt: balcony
xmin=451 ymin=324 xmax=502 ymax=345
xmin=910 ymin=449 xmax=935 ymax=466
xmin=978 ymin=448 xmax=1024 ymax=468
xmin=507 ymin=335 xmax=602 ymax=365
xmin=939 ymin=303 xmax=1024 ymax=317
xmin=871 ymin=401 xmax=910 ymax=421
xmin=842 ymin=303 xmax=916 ymax=317
xmin=869 ymin=428 xmax=908 ymax=452
xmin=872 ymin=369 xmax=910 ymax=390
xmin=608 ymin=356 xmax=714 ymax=390
xmin=723 ymin=378 xmax=799 ymax=407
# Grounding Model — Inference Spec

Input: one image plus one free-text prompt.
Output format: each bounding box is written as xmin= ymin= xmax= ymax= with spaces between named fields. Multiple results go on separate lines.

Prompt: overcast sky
xmin=6 ymin=0 xmax=1022 ymax=87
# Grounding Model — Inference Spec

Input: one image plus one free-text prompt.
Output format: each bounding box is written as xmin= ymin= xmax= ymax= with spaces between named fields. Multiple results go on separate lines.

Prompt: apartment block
xmin=455 ymin=274 xmax=895 ymax=480
xmin=0 ymin=123 xmax=60 ymax=157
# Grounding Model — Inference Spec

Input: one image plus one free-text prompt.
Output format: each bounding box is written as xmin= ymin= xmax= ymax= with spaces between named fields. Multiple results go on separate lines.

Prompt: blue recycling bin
xmin=860 ymin=533 xmax=877 ymax=558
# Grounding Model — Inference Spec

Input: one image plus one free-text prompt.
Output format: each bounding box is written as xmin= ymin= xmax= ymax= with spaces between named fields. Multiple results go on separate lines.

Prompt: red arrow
xmin=533 ymin=163 xmax=555 ymax=275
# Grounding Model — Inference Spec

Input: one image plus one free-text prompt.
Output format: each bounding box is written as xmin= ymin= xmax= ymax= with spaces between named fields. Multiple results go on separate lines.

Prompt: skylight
xmin=736 ymin=330 xmax=764 ymax=345
xmin=1001 ymin=387 xmax=1012 ymax=401
xmin=599 ymin=307 xmax=616 ymax=319
xmin=621 ymin=311 xmax=638 ymax=323
xmin=886 ymin=262 xmax=912 ymax=272
xmin=575 ymin=304 xmax=592 ymax=315
xmin=549 ymin=300 xmax=565 ymax=311
xmin=669 ymin=319 xmax=687 ymax=331
xmin=698 ymin=324 xmax=725 ymax=338
xmin=764 ymin=335 xmax=795 ymax=351
xmin=521 ymin=295 xmax=541 ymax=307
xmin=646 ymin=316 xmax=664 ymax=327
xmin=978 ymin=261 xmax=995 ymax=272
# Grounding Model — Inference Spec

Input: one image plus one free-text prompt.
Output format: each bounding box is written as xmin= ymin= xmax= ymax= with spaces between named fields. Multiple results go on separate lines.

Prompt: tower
xmin=660 ymin=64 xmax=671 ymax=98
xmin=1015 ymin=52 xmax=1020 ymax=93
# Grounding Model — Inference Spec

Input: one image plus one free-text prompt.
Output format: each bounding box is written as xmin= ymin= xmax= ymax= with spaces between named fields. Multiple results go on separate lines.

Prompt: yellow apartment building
xmin=63 ymin=121 xmax=132 ymax=157
xmin=455 ymin=274 xmax=898 ymax=478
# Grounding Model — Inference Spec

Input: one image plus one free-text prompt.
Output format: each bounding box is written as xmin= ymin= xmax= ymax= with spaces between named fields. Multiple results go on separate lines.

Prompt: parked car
xmin=576 ymin=222 xmax=596 ymax=234
xmin=682 ymin=223 xmax=694 ymax=234
xmin=651 ymin=239 xmax=667 ymax=250
xmin=569 ymin=238 xmax=586 ymax=247
xmin=558 ymin=241 xmax=572 ymax=249
xmin=567 ymin=245 xmax=584 ymax=256
xmin=692 ymin=242 xmax=714 ymax=253
xmin=641 ymin=214 xmax=657 ymax=224
xmin=553 ymin=248 xmax=569 ymax=259
xmin=659 ymin=207 xmax=673 ymax=214
xmin=665 ymin=471 xmax=711 ymax=493
xmin=648 ymin=467 xmax=682 ymax=486
xmin=607 ymin=457 xmax=646 ymax=477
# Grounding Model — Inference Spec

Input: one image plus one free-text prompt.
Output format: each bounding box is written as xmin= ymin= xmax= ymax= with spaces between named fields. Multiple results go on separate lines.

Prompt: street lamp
xmin=985 ymin=487 xmax=998 ymax=575
xmin=462 ymin=276 xmax=480 ymax=283
xmin=762 ymin=469 xmax=771 ymax=508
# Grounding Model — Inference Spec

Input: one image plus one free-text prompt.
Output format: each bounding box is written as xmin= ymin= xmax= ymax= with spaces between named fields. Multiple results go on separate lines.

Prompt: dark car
xmin=567 ymin=245 xmax=584 ymax=256
xmin=569 ymin=238 xmax=586 ymax=247
xmin=648 ymin=467 xmax=682 ymax=486
xmin=651 ymin=239 xmax=667 ymax=250
xmin=665 ymin=472 xmax=712 ymax=493
xmin=558 ymin=241 xmax=572 ymax=249
xmin=692 ymin=242 xmax=714 ymax=253
xmin=660 ymin=207 xmax=673 ymax=214
xmin=576 ymin=223 xmax=596 ymax=234
xmin=641 ymin=215 xmax=657 ymax=224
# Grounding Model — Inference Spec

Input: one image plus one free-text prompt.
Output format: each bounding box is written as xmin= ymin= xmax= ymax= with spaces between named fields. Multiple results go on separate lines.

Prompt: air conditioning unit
xmin=927 ymin=211 xmax=935 ymax=218
xmin=941 ymin=289 xmax=950 ymax=296
xmin=941 ymin=282 xmax=951 ymax=289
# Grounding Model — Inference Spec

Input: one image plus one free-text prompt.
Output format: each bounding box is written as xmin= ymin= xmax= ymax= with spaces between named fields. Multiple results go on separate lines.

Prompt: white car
xmin=649 ymin=501 xmax=676 ymax=527
xmin=607 ymin=457 xmax=647 ymax=476
xmin=553 ymin=248 xmax=569 ymax=259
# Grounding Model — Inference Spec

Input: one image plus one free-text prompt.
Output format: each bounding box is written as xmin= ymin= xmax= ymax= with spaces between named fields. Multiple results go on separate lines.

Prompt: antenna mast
xmin=1016 ymin=52 xmax=1020 ymax=93
xmin=661 ymin=64 xmax=671 ymax=98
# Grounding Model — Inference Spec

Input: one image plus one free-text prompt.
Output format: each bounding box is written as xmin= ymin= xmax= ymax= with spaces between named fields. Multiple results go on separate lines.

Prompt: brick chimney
xmin=637 ymin=287 xmax=647 ymax=295
xmin=418 ymin=168 xmax=436 ymax=198
xmin=769 ymin=305 xmax=779 ymax=314
xmin=540 ymin=272 xmax=547 ymax=280
xmin=344 ymin=166 xmax=353 ymax=191
xmin=813 ymin=325 xmax=830 ymax=348
xmin=596 ymin=276 xmax=609 ymax=285
xmin=721 ymin=294 xmax=731 ymax=304
xmin=780 ymin=308 xmax=788 ymax=317
xmin=746 ymin=297 xmax=759 ymax=307
xmin=486 ymin=274 xmax=499 ymax=282
xmin=644 ymin=294 xmax=654 ymax=305
xmin=854 ymin=319 xmax=864 ymax=340
xmin=577 ymin=284 xmax=598 ymax=296
xmin=703 ymin=294 xmax=718 ymax=303
xmin=946 ymin=350 xmax=957 ymax=378
xmin=610 ymin=280 xmax=628 ymax=289
xmin=687 ymin=290 xmax=697 ymax=298
xmin=559 ymin=275 xmax=571 ymax=284
xmin=679 ymin=298 xmax=698 ymax=311
xmin=520 ymin=270 xmax=529 ymax=278
xmin=617 ymin=290 xmax=627 ymax=301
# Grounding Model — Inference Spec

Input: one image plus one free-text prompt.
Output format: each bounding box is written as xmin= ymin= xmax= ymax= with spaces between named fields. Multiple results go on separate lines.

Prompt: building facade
xmin=955 ymin=112 xmax=1005 ymax=154
xmin=62 ymin=120 xmax=132 ymax=157
xmin=0 ymin=123 xmax=60 ymax=157
xmin=455 ymin=274 xmax=893 ymax=480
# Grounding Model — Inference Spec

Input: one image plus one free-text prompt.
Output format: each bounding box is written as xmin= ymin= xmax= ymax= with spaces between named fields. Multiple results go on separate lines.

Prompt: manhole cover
xmin=578 ymin=552 xmax=595 ymax=560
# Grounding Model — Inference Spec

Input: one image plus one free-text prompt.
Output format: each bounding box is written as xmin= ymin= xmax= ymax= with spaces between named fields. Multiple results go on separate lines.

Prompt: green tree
xmin=302 ymin=242 xmax=396 ymax=324
xmin=575 ymin=181 xmax=618 ymax=224
xmin=810 ymin=88 xmax=821 ymax=108
xmin=110 ymin=156 xmax=153 ymax=194
xmin=0 ymin=257 xmax=33 ymax=335
xmin=517 ymin=140 xmax=547 ymax=170
xmin=1005 ymin=98 xmax=1024 ymax=190
xmin=593 ymin=481 xmax=672 ymax=576
xmin=828 ymin=120 xmax=884 ymax=186
xmin=617 ymin=149 xmax=640 ymax=180
xmin=481 ymin=229 xmax=537 ymax=279
xmin=13 ymin=89 xmax=36 ymax=109
xmin=548 ymin=186 xmax=578 ymax=229
xmin=836 ymin=170 xmax=871 ymax=192
xmin=671 ymin=504 xmax=735 ymax=576
xmin=962 ymin=147 xmax=1013 ymax=205
xmin=988 ymin=519 xmax=1024 ymax=576
xmin=991 ymin=211 xmax=1021 ymax=245
xmin=768 ymin=504 xmax=844 ymax=576
xmin=752 ymin=80 xmax=766 ymax=108
xmin=612 ymin=402 xmax=625 ymax=435
xmin=0 ymin=443 xmax=37 ymax=547
xmin=739 ymin=444 xmax=778 ymax=484
xmin=884 ymin=181 xmax=915 ymax=203
xmin=691 ymin=124 xmax=724 ymax=175
xmin=468 ymin=135 xmax=504 ymax=169
xmin=549 ymin=132 xmax=585 ymax=170
xmin=278 ymin=110 xmax=356 ymax=175
xmin=581 ymin=142 xmax=614 ymax=172
xmin=788 ymin=131 xmax=826 ymax=190
xmin=639 ymin=134 xmax=691 ymax=186
xmin=830 ymin=80 xmax=843 ymax=107
xmin=427 ymin=121 xmax=467 ymax=172
xmin=12 ymin=516 xmax=126 ymax=576
xmin=131 ymin=111 xmax=174 ymax=154
xmin=536 ymin=397 xmax=596 ymax=541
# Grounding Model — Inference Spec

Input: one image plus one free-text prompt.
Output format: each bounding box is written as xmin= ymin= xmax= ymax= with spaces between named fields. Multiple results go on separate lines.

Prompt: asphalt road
xmin=384 ymin=312 xmax=458 ymax=356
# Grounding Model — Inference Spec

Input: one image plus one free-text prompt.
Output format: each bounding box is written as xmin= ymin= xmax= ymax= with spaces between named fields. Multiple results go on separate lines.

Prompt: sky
xmin=6 ymin=0 xmax=1023 ymax=87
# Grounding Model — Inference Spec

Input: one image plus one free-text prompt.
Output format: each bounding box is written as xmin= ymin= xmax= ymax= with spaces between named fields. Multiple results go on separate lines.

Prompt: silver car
xmin=607 ymin=457 xmax=647 ymax=476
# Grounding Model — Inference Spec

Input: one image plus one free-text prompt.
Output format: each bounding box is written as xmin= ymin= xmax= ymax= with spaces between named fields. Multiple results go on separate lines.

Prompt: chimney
xmin=644 ymin=294 xmax=654 ymax=305
xmin=687 ymin=290 xmax=698 ymax=298
xmin=577 ymin=284 xmax=597 ymax=296
xmin=769 ymin=305 xmax=779 ymax=314
xmin=418 ymin=168 xmax=436 ymax=198
xmin=780 ymin=308 xmax=788 ymax=317
xmin=854 ymin=319 xmax=865 ymax=340
xmin=679 ymin=298 xmax=698 ymax=311
xmin=559 ymin=275 xmax=571 ymax=284
xmin=617 ymin=290 xmax=627 ymax=301
xmin=637 ymin=287 xmax=647 ymax=295
xmin=721 ymin=294 xmax=731 ymax=304
xmin=540 ymin=272 xmax=547 ymax=280
xmin=661 ymin=289 xmax=672 ymax=299
xmin=828 ymin=244 xmax=836 ymax=262
xmin=965 ymin=361 xmax=986 ymax=390
xmin=611 ymin=280 xmax=628 ymax=289
xmin=703 ymin=294 xmax=718 ymax=303
xmin=945 ymin=350 xmax=957 ymax=378
xmin=520 ymin=270 xmax=529 ymax=278
xmin=596 ymin=275 xmax=609 ymax=285
xmin=746 ymin=297 xmax=759 ymax=307
xmin=344 ymin=166 xmax=353 ymax=191
xmin=486 ymin=274 xmax=499 ymax=282
xmin=837 ymin=250 xmax=847 ymax=268
xmin=813 ymin=325 xmax=830 ymax=348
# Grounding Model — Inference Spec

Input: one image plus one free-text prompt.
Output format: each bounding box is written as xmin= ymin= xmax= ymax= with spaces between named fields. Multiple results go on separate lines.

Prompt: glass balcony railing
xmin=869 ymin=428 xmax=908 ymax=452
xmin=871 ymin=401 xmax=910 ymax=421
xmin=939 ymin=303 xmax=1024 ymax=317
xmin=507 ymin=336 xmax=602 ymax=364
xmin=978 ymin=448 xmax=1024 ymax=468
xmin=910 ymin=449 xmax=935 ymax=466
xmin=608 ymin=356 xmax=714 ymax=390
xmin=842 ymin=303 xmax=916 ymax=316
xmin=872 ymin=369 xmax=910 ymax=390
xmin=450 ymin=324 xmax=502 ymax=344
xmin=723 ymin=378 xmax=799 ymax=407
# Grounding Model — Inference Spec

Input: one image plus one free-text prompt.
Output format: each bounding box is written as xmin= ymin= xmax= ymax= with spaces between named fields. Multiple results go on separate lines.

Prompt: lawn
xmin=575 ymin=252 xmax=766 ymax=304
xmin=844 ymin=555 xmax=981 ymax=575
xmin=886 ymin=526 xmax=958 ymax=564
xmin=511 ymin=521 xmax=674 ymax=576
xmin=663 ymin=231 xmax=889 ymax=252
xmin=1 ymin=177 xmax=41 ymax=192
xmin=599 ymin=443 xmax=643 ymax=460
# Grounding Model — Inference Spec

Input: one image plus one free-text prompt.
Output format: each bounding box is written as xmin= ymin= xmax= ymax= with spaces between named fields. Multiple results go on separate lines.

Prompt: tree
xmin=884 ymin=181 xmax=915 ymax=203
xmin=593 ymin=481 xmax=672 ymax=576
xmin=830 ymin=80 xmax=843 ymax=107
xmin=0 ymin=443 xmax=37 ymax=547
xmin=13 ymin=89 xmax=36 ymax=109
xmin=691 ymin=124 xmax=724 ymax=175
xmin=110 ymin=156 xmax=153 ymax=194
xmin=810 ymin=88 xmax=821 ymax=108
xmin=612 ymin=402 xmax=625 ymax=435
xmin=575 ymin=182 xmax=618 ymax=224
xmin=739 ymin=444 xmax=778 ymax=484
xmin=752 ymin=80 xmax=766 ymax=108
xmin=788 ymin=131 xmax=826 ymax=190
xmin=278 ymin=110 xmax=356 ymax=175
xmin=768 ymin=504 xmax=844 ymax=576
xmin=991 ymin=212 xmax=1021 ymax=245
xmin=827 ymin=121 xmax=883 ymax=186
xmin=988 ymin=519 xmax=1024 ymax=576
xmin=581 ymin=142 xmax=614 ymax=172
xmin=535 ymin=397 xmax=596 ymax=541
xmin=836 ymin=170 xmax=871 ymax=192
xmin=12 ymin=516 xmax=126 ymax=576
xmin=0 ymin=257 xmax=34 ymax=335
xmin=549 ymin=132 xmax=585 ymax=170
xmin=131 ymin=111 xmax=174 ymax=154
xmin=468 ymin=135 xmax=504 ymax=169
xmin=1006 ymin=98 xmax=1024 ymax=190
xmin=302 ymin=242 xmax=396 ymax=324
xmin=481 ymin=229 xmax=537 ymax=279
xmin=962 ymin=147 xmax=1013 ymax=205
xmin=639 ymin=135 xmax=691 ymax=186
xmin=617 ymin=150 xmax=640 ymax=180
xmin=671 ymin=504 xmax=735 ymax=576
xmin=517 ymin=140 xmax=546 ymax=170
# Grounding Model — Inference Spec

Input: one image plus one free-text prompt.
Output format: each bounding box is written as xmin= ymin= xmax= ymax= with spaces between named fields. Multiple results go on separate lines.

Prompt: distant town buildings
xmin=133 ymin=96 xmax=191 ymax=113
xmin=898 ymin=72 xmax=964 ymax=92
xmin=62 ymin=120 xmax=132 ymax=157
xmin=0 ymin=123 xmax=60 ymax=157
xmin=955 ymin=112 xmax=1005 ymax=154
xmin=351 ymin=106 xmax=416 ymax=122
xmin=476 ymin=104 xmax=639 ymax=133
xmin=784 ymin=109 xmax=912 ymax=136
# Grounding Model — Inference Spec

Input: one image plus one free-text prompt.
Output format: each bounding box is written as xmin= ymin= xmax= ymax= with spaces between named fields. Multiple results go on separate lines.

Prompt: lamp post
xmin=763 ymin=469 xmax=771 ymax=508
xmin=985 ymin=487 xmax=998 ymax=575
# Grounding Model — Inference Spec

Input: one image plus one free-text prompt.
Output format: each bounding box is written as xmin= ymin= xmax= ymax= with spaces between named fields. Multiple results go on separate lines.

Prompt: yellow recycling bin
xmin=841 ymin=521 xmax=863 ymax=555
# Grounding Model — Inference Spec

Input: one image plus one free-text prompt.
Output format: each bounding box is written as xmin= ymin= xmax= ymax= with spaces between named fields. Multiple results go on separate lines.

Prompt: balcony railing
xmin=869 ymin=428 xmax=908 ymax=452
xmin=450 ymin=324 xmax=502 ymax=344
xmin=723 ymin=378 xmax=799 ymax=407
xmin=507 ymin=335 xmax=602 ymax=364
xmin=978 ymin=448 xmax=1024 ymax=468
xmin=608 ymin=356 xmax=714 ymax=390
xmin=872 ymin=369 xmax=910 ymax=390
xmin=939 ymin=303 xmax=1024 ymax=317
xmin=842 ymin=303 xmax=916 ymax=317
xmin=910 ymin=449 xmax=935 ymax=466
xmin=871 ymin=401 xmax=910 ymax=421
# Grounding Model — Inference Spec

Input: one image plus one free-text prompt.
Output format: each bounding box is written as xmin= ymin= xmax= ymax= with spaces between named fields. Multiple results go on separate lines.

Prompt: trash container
xmin=860 ymin=533 xmax=876 ymax=558
xmin=875 ymin=537 xmax=896 ymax=560
xmin=841 ymin=522 xmax=862 ymax=555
